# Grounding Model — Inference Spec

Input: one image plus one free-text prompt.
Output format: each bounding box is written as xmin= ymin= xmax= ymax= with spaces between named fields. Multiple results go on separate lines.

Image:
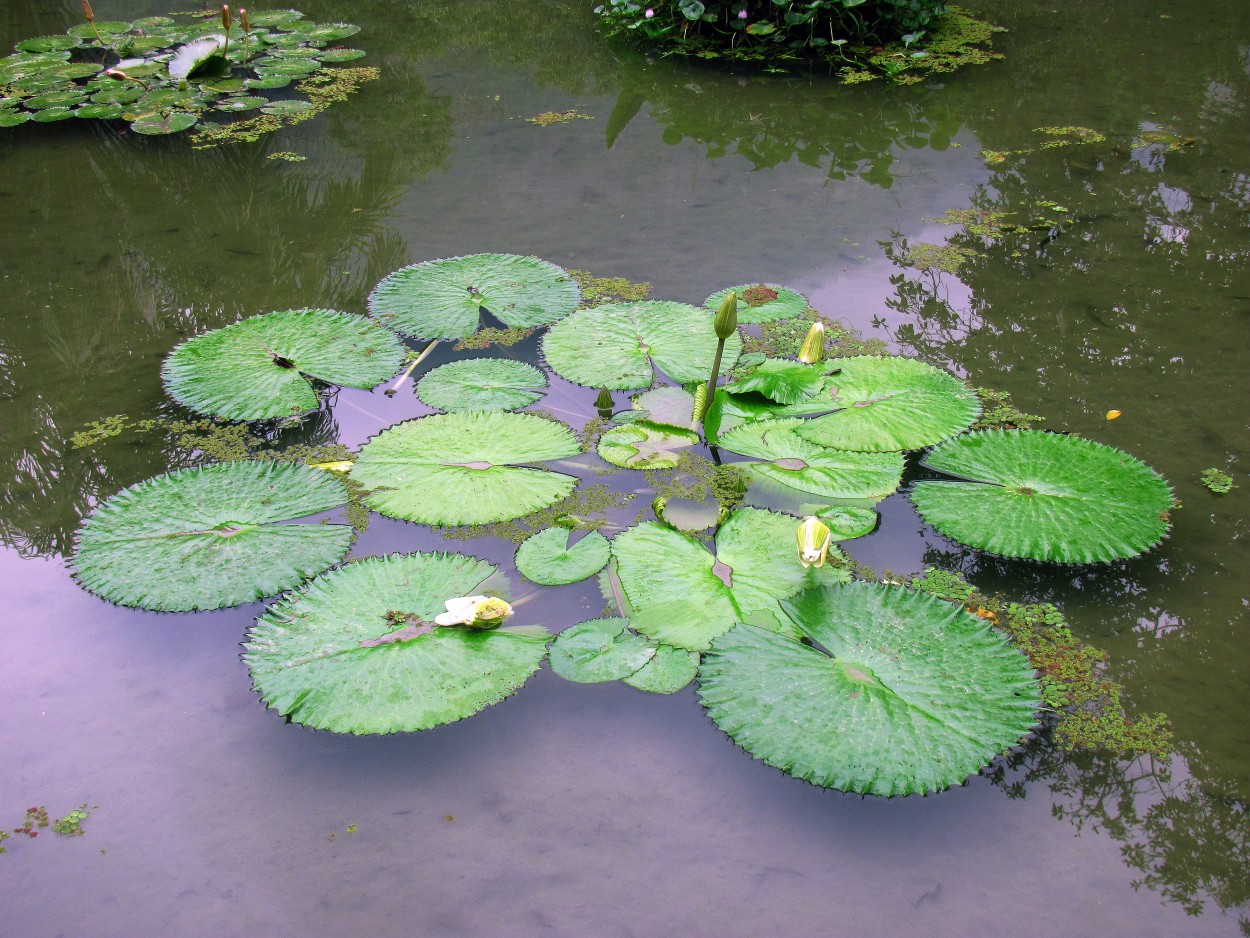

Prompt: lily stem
xmin=384 ymin=339 xmax=439 ymax=397
xmin=699 ymin=337 xmax=727 ymax=423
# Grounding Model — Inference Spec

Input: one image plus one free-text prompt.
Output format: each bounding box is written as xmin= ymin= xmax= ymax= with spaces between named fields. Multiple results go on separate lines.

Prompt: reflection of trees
xmin=0 ymin=31 xmax=453 ymax=558
xmin=987 ymin=739 xmax=1250 ymax=932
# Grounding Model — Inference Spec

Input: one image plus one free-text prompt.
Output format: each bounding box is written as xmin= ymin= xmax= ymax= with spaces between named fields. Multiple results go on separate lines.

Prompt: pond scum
xmin=69 ymin=266 xmax=1172 ymax=763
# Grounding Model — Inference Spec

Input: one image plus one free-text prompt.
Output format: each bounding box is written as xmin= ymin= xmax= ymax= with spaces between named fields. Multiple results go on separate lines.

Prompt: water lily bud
xmin=240 ymin=8 xmax=250 ymax=32
xmin=796 ymin=515 xmax=832 ymax=568
xmin=82 ymin=0 xmax=94 ymax=22
xmin=797 ymin=321 xmax=826 ymax=364
xmin=714 ymin=291 xmax=738 ymax=340
xmin=222 ymin=4 xmax=232 ymax=30
xmin=594 ymin=387 xmax=613 ymax=410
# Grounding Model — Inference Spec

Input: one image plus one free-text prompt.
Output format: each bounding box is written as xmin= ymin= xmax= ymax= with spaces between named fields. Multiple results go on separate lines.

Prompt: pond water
xmin=2 ymin=0 xmax=1248 ymax=935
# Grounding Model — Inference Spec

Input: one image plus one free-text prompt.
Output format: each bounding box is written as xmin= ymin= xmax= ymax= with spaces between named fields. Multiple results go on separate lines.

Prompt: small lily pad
xmin=623 ymin=643 xmax=699 ymax=694
xmin=416 ymin=358 xmax=547 ymax=413
xmin=547 ymin=617 xmax=655 ymax=683
xmin=129 ymin=111 xmax=199 ymax=135
xmin=516 ymin=528 xmax=611 ymax=585
xmin=705 ymin=284 xmax=808 ymax=324
xmin=598 ymin=421 xmax=700 ymax=470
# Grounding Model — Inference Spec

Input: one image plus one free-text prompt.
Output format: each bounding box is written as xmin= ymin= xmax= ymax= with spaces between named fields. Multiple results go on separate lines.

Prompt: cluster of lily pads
xmin=69 ymin=252 xmax=1174 ymax=796
xmin=0 ymin=6 xmax=363 ymax=136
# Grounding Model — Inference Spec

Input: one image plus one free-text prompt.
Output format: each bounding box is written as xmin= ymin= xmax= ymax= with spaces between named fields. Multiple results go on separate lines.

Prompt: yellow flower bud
xmin=714 ymin=291 xmax=738 ymax=340
xmin=796 ymin=516 xmax=832 ymax=568
xmin=1106 ymin=409 xmax=1121 ymax=420
xmin=797 ymin=322 xmax=825 ymax=364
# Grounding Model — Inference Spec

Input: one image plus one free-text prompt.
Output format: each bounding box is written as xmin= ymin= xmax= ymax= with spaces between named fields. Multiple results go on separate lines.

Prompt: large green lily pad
xmin=611 ymin=507 xmax=851 ymax=651
xmin=717 ymin=418 xmax=903 ymax=501
xmin=547 ymin=617 xmax=656 ymax=683
xmin=350 ymin=411 xmax=580 ymax=526
xmin=698 ymin=581 xmax=1041 ymax=795
xmin=793 ymin=356 xmax=982 ymax=452
xmin=244 ymin=552 xmax=550 ymax=734
xmin=416 ymin=357 xmax=548 ymax=413
xmin=542 ymin=301 xmax=742 ymax=389
xmin=367 ymin=254 xmax=580 ymax=340
xmin=162 ymin=308 xmax=405 ymax=422
xmin=71 ymin=461 xmax=353 ymax=612
xmin=910 ymin=429 xmax=1173 ymax=563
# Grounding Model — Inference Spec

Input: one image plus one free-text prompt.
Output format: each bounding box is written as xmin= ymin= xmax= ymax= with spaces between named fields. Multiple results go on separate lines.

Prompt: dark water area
xmin=1 ymin=1 xmax=1247 ymax=935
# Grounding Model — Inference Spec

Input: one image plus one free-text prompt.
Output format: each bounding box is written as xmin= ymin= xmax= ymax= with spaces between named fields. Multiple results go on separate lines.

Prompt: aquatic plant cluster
xmin=0 ymin=6 xmax=368 ymax=144
xmin=593 ymin=0 xmax=1001 ymax=81
xmin=69 ymin=254 xmax=1175 ymax=796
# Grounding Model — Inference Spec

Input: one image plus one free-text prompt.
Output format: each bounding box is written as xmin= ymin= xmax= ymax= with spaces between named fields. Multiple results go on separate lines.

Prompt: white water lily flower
xmin=434 ymin=595 xmax=514 ymax=629
xmin=796 ymin=516 xmax=832 ymax=568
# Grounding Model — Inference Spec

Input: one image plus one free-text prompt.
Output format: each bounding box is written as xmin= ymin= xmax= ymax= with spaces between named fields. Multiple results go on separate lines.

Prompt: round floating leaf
xmin=794 ymin=356 xmax=981 ymax=452
xmin=910 ymin=429 xmax=1173 ymax=563
xmin=718 ymin=418 xmax=903 ymax=500
xmin=369 ymin=254 xmax=580 ymax=340
xmin=722 ymin=359 xmax=824 ymax=405
xmin=214 ymin=95 xmax=267 ymax=112
xmin=91 ymin=84 xmax=145 ymax=105
xmin=543 ymin=301 xmax=742 ymax=389
xmin=547 ymin=617 xmax=655 ymax=683
xmin=705 ymin=284 xmax=808 ymax=324
xmin=162 ymin=308 xmax=405 ymax=421
xmin=597 ymin=421 xmax=700 ymax=470
xmin=15 ymin=36 xmax=80 ymax=53
xmin=24 ymin=89 xmax=86 ymax=109
xmin=612 ymin=507 xmax=851 ymax=651
xmin=261 ymin=97 xmax=315 ymax=114
xmin=624 ymin=385 xmax=697 ymax=429
xmin=245 ymin=74 xmax=292 ymax=90
xmin=0 ymin=110 xmax=31 ymax=127
xmin=71 ymin=461 xmax=354 ymax=612
xmin=318 ymin=48 xmax=366 ymax=62
xmin=31 ymin=107 xmax=74 ymax=122
xmin=351 ymin=411 xmax=580 ymax=526
xmin=129 ymin=111 xmax=198 ymax=135
xmin=698 ymin=581 xmax=1041 ymax=795
xmin=623 ymin=643 xmax=699 ymax=694
xmin=416 ymin=358 xmax=547 ymax=413
xmin=75 ymin=102 xmax=124 ymax=119
xmin=246 ymin=10 xmax=305 ymax=27
xmin=818 ymin=506 xmax=879 ymax=541
xmin=301 ymin=23 xmax=361 ymax=42
xmin=515 ymin=528 xmax=611 ymax=585
xmin=245 ymin=552 xmax=549 ymax=734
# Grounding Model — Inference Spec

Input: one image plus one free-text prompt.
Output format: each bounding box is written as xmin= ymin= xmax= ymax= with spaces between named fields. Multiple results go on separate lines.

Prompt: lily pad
xmin=416 ymin=358 xmax=547 ymax=413
xmin=162 ymin=308 xmax=405 ymax=422
xmin=71 ymin=461 xmax=354 ymax=612
xmin=722 ymin=359 xmax=824 ymax=405
xmin=623 ymin=385 xmax=697 ymax=429
xmin=350 ymin=411 xmax=580 ymax=526
xmin=368 ymin=254 xmax=580 ymax=340
xmin=705 ymin=284 xmax=808 ymax=324
xmin=793 ymin=356 xmax=981 ymax=452
xmin=623 ymin=643 xmax=699 ymax=694
xmin=698 ymin=581 xmax=1041 ymax=795
xmin=611 ymin=507 xmax=852 ymax=651
xmin=818 ymin=506 xmax=879 ymax=541
xmin=910 ymin=429 xmax=1173 ymax=563
xmin=597 ymin=420 xmax=700 ymax=470
xmin=718 ymin=418 xmax=903 ymax=500
xmin=129 ymin=111 xmax=199 ymax=135
xmin=244 ymin=552 xmax=550 ymax=734
xmin=543 ymin=301 xmax=742 ymax=389
xmin=515 ymin=528 xmax=611 ymax=585
xmin=547 ymin=617 xmax=655 ymax=683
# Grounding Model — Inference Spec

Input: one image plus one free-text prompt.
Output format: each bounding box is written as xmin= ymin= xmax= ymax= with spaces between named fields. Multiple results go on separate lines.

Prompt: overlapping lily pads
xmin=698 ymin=581 xmax=1041 ymax=795
xmin=543 ymin=301 xmax=742 ymax=389
xmin=162 ymin=308 xmax=405 ymax=421
xmin=244 ymin=552 xmax=550 ymax=733
xmin=515 ymin=528 xmax=611 ymax=585
xmin=611 ymin=507 xmax=851 ymax=651
xmin=547 ymin=617 xmax=655 ymax=683
xmin=416 ymin=358 xmax=548 ymax=412
xmin=350 ymin=411 xmax=580 ymax=526
xmin=71 ymin=461 xmax=354 ymax=612
xmin=910 ymin=429 xmax=1174 ymax=563
xmin=598 ymin=421 xmax=701 ymax=470
xmin=368 ymin=254 xmax=580 ymax=340
xmin=718 ymin=418 xmax=903 ymax=500
xmin=793 ymin=356 xmax=982 ymax=452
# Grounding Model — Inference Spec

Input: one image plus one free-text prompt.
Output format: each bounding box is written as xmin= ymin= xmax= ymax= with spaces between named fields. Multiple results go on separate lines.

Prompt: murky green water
xmin=2 ymin=1 xmax=1247 ymax=934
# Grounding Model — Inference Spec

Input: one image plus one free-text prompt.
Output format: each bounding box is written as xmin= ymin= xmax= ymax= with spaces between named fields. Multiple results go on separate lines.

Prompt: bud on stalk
xmin=797 ymin=321 xmax=825 ymax=364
